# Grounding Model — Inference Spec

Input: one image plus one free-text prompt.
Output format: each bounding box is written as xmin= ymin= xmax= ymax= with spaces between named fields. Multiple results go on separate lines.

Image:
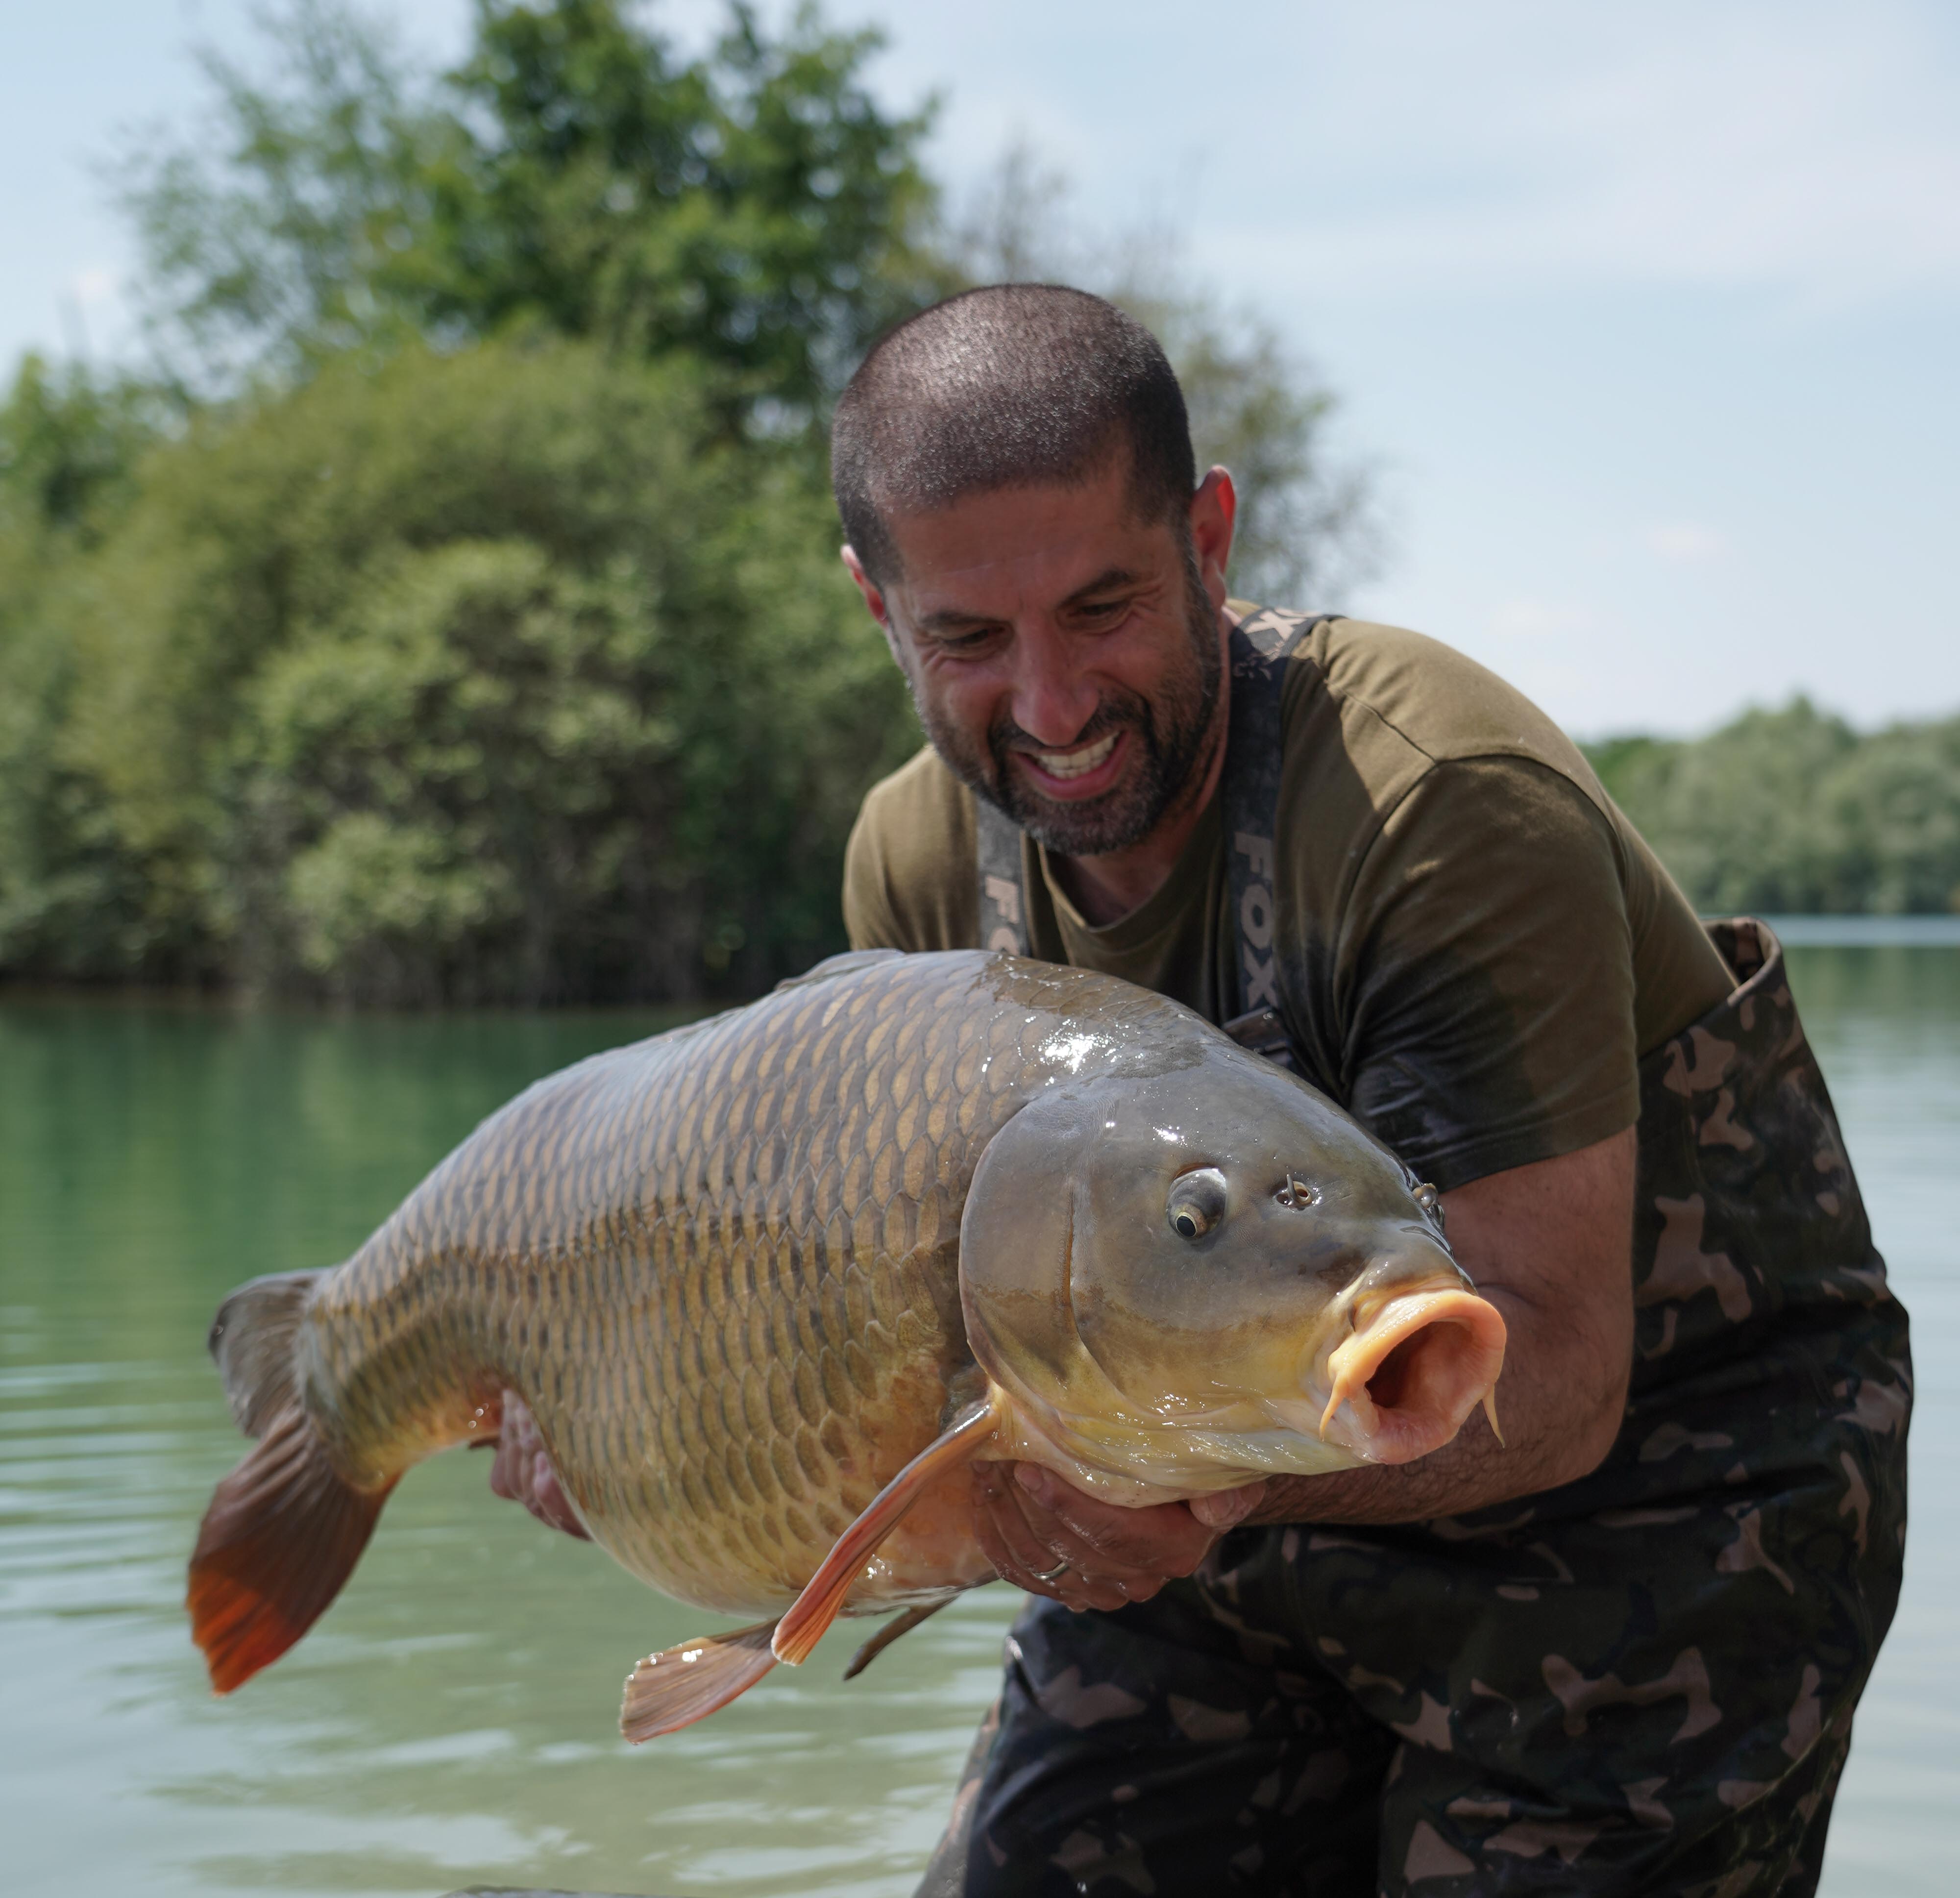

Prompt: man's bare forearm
xmin=1246 ymin=1282 xmax=1630 ymax=1528
xmin=1247 ymin=1413 xmax=1534 ymax=1528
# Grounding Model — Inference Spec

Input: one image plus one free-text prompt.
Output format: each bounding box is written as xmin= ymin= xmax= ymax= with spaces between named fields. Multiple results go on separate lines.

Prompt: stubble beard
xmin=914 ymin=554 xmax=1224 ymax=860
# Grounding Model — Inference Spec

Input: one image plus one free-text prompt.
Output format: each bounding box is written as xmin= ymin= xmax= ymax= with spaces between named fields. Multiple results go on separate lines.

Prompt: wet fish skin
xmin=285 ymin=951 xmax=1210 ymax=1617
xmin=192 ymin=948 xmax=1505 ymax=1716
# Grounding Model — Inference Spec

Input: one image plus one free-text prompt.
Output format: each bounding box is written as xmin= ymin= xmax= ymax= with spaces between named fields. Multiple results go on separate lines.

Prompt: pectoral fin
xmin=771 ymin=1397 xmax=1001 ymax=1667
xmin=619 ymin=1620 xmax=779 ymax=1743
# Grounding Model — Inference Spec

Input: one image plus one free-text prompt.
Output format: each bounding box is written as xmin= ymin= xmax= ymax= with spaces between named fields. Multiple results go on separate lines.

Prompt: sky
xmin=5 ymin=0 xmax=1956 ymax=738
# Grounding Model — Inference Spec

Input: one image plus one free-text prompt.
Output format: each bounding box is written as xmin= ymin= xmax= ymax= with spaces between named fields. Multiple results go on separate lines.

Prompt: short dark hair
xmin=831 ymin=285 xmax=1196 ymax=582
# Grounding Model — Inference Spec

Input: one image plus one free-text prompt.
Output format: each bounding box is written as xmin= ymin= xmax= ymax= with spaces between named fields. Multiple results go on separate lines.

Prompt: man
xmin=500 ymin=286 xmax=1909 ymax=1895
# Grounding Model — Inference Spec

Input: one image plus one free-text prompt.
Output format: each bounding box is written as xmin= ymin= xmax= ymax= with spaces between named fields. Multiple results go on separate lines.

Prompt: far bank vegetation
xmin=0 ymin=0 xmax=1367 ymax=1005
xmin=1 ymin=3 xmax=1949 ymax=1009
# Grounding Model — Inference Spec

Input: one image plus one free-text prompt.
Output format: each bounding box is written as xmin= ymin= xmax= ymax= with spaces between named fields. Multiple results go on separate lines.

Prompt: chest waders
xmin=931 ymin=616 xmax=1912 ymax=1898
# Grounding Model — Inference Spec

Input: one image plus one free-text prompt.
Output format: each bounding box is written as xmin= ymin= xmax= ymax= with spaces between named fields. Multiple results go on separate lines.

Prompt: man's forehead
xmin=879 ymin=470 xmax=1170 ymax=605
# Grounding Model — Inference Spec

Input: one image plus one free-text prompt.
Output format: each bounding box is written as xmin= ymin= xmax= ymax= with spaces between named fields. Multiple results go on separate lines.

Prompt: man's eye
xmin=934 ymin=627 xmax=1002 ymax=654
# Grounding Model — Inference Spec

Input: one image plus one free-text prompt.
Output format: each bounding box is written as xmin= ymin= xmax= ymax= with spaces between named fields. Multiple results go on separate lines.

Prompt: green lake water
xmin=2 ymin=941 xmax=1955 ymax=1895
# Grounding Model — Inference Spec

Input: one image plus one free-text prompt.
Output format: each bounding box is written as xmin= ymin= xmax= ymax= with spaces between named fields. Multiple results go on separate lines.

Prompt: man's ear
xmin=1188 ymin=468 xmax=1238 ymax=610
xmin=841 ymin=544 xmax=887 ymax=623
xmin=841 ymin=545 xmax=906 ymax=667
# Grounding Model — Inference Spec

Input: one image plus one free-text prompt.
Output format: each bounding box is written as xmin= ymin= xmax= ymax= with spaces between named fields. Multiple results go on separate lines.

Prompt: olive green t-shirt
xmin=842 ymin=615 xmax=1734 ymax=1192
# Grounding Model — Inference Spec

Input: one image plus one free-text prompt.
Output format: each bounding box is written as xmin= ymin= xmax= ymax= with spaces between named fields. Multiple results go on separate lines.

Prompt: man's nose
xmin=1007 ymin=629 xmax=1101 ymax=746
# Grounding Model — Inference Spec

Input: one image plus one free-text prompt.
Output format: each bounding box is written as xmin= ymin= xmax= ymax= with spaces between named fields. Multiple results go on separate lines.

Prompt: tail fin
xmin=189 ymin=1406 xmax=394 ymax=1692
xmin=209 ymin=1270 xmax=321 ymax=1437
xmin=191 ymin=1269 xmax=392 ymax=1693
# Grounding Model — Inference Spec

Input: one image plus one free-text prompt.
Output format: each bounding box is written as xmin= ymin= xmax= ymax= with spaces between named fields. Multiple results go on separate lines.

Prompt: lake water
xmin=2 ymin=941 xmax=1954 ymax=1896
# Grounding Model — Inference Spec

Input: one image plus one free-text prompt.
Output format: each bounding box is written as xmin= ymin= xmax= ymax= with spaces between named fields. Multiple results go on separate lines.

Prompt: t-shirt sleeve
xmin=840 ymin=747 xmax=980 ymax=954
xmin=1335 ymin=756 xmax=1641 ymax=1191
xmin=842 ymin=800 xmax=910 ymax=951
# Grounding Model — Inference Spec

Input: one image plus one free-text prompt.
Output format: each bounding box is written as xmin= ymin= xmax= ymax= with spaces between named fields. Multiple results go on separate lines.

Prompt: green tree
xmin=433 ymin=0 xmax=945 ymax=412
xmin=4 ymin=339 xmax=911 ymax=999
xmin=112 ymin=0 xmax=449 ymax=390
xmin=2 ymin=0 xmax=1400 ymax=1005
xmin=1814 ymin=724 xmax=1960 ymax=913
xmin=0 ymin=357 xmax=178 ymax=977
xmin=1587 ymin=700 xmax=1960 ymax=917
xmin=0 ymin=353 xmax=167 ymax=540
xmin=117 ymin=0 xmax=943 ymax=415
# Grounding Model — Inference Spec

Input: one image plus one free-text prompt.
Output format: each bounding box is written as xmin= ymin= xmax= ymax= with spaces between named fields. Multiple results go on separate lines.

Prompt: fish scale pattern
xmin=302 ymin=952 xmax=1173 ymax=1617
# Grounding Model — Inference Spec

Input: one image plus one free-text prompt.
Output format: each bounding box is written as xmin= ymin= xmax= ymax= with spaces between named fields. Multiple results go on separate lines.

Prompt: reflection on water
xmin=1 ymin=950 xmax=1953 ymax=1896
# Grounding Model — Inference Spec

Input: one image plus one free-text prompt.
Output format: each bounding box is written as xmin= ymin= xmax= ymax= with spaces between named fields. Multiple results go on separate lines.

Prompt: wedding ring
xmin=1031 ymin=1558 xmax=1070 ymax=1582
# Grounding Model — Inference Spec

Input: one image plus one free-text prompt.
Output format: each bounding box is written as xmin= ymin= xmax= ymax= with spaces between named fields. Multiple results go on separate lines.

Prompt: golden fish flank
xmin=189 ymin=949 xmax=1506 ymax=1741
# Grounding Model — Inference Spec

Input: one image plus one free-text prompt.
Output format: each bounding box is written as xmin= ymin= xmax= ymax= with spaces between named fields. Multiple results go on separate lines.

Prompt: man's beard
xmin=916 ymin=554 xmax=1223 ymax=860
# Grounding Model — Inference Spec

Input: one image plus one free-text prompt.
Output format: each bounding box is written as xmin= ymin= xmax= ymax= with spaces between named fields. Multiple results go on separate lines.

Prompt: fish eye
xmin=1166 ymin=1166 xmax=1228 ymax=1241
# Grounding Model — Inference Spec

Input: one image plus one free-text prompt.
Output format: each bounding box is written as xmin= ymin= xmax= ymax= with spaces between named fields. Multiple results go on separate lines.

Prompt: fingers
xmin=972 ymin=1462 xmax=1218 ymax=1614
xmin=1014 ymin=1464 xmax=1215 ymax=1578
xmin=1189 ymin=1479 xmax=1269 ymax=1532
xmin=487 ymin=1410 xmax=527 ymax=1501
xmin=529 ymin=1448 xmax=589 ymax=1539
xmin=485 ymin=1392 xmax=589 ymax=1539
xmin=973 ymin=1466 xmax=1136 ymax=1612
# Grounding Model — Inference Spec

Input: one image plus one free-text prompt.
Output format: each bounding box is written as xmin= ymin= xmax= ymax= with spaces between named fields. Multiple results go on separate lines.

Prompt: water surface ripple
xmin=2 ymin=950 xmax=1953 ymax=1895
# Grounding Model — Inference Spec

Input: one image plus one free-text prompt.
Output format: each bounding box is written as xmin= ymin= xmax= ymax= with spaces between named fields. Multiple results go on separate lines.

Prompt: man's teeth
xmin=1031 ymin=733 xmax=1118 ymax=780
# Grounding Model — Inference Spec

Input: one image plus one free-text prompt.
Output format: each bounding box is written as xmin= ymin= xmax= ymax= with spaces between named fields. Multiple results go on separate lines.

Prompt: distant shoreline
xmin=4 ymin=922 xmax=1960 ymax=1021
xmin=1756 ymin=915 xmax=1960 ymax=947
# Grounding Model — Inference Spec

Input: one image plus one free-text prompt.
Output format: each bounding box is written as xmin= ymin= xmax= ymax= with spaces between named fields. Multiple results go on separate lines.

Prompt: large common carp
xmin=190 ymin=950 xmax=1505 ymax=1739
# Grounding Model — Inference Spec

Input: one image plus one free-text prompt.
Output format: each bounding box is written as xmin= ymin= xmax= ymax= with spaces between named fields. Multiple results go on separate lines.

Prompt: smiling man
xmin=826 ymin=286 xmax=1910 ymax=1897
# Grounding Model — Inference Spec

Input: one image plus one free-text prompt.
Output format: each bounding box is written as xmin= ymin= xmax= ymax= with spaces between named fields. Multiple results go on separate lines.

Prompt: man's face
xmin=847 ymin=460 xmax=1233 ymax=859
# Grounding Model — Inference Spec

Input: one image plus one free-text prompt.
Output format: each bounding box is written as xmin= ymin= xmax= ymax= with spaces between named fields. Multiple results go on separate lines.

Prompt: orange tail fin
xmin=188 ymin=1404 xmax=394 ymax=1693
xmin=771 ymin=1397 xmax=1000 ymax=1667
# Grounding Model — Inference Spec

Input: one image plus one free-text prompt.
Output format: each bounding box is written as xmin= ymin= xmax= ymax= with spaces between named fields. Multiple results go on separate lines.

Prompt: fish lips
xmin=1292 ymin=1259 xmax=1509 ymax=1465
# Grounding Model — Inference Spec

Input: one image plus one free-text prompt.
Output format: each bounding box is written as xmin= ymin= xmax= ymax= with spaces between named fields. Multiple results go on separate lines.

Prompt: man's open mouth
xmin=1021 ymin=731 xmax=1121 ymax=785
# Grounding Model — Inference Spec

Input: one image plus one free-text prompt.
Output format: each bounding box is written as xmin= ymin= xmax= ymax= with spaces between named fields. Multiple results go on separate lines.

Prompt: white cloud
xmin=70 ymin=267 xmax=119 ymax=309
xmin=1485 ymin=598 xmax=1599 ymax=642
xmin=1645 ymin=523 xmax=1727 ymax=565
xmin=1198 ymin=1 xmax=1960 ymax=307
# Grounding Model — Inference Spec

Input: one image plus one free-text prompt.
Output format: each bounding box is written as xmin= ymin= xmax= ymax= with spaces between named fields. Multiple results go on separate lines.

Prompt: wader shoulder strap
xmin=976 ymin=798 xmax=1030 ymax=955
xmin=1220 ymin=608 xmax=1322 ymax=1068
xmin=972 ymin=606 xmax=1328 ymax=1068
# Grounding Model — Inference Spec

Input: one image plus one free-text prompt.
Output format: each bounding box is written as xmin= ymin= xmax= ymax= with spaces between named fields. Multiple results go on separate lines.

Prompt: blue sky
xmin=6 ymin=0 xmax=1955 ymax=737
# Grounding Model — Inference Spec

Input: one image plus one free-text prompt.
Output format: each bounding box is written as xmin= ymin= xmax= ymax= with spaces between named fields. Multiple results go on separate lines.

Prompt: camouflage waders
xmin=940 ymin=825 xmax=1911 ymax=1888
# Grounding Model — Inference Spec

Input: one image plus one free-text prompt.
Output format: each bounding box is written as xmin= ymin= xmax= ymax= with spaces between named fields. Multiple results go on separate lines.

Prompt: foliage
xmin=0 ymin=338 xmax=914 ymax=1000
xmin=0 ymin=353 xmax=169 ymax=540
xmin=1587 ymin=700 xmax=1960 ymax=916
xmin=3 ymin=0 xmax=1380 ymax=1005
xmin=116 ymin=0 xmax=944 ymax=417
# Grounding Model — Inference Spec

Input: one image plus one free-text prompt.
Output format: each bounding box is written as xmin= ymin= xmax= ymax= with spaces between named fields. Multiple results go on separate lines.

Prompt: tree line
xmin=3 ymin=3 xmax=1947 ymax=1011
xmin=1585 ymin=703 xmax=1960 ymax=920
xmin=0 ymin=0 xmax=1368 ymax=1006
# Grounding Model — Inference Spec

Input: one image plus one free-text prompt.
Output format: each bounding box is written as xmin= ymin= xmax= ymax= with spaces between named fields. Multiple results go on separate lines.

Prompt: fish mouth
xmin=1311 ymin=1281 xmax=1508 ymax=1465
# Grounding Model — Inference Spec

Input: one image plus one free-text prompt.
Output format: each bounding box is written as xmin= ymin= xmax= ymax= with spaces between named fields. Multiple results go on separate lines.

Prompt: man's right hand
xmin=479 ymin=1390 xmax=589 ymax=1539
